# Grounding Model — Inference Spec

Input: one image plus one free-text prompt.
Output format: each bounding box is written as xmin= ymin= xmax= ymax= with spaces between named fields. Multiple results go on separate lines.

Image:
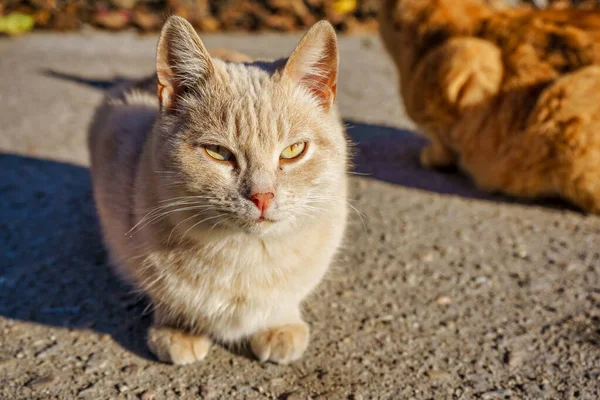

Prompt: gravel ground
xmin=0 ymin=31 xmax=599 ymax=400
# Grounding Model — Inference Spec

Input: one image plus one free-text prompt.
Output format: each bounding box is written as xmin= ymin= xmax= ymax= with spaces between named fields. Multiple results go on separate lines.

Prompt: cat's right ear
xmin=156 ymin=16 xmax=214 ymax=111
xmin=282 ymin=20 xmax=339 ymax=112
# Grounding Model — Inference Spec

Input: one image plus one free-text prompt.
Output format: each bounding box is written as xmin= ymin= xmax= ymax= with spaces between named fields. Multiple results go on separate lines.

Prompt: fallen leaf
xmin=332 ymin=0 xmax=357 ymax=15
xmin=0 ymin=13 xmax=35 ymax=36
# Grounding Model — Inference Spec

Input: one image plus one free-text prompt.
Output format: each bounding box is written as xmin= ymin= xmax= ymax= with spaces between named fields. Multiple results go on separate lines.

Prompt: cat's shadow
xmin=346 ymin=120 xmax=580 ymax=212
xmin=0 ymin=153 xmax=154 ymax=359
xmin=345 ymin=120 xmax=490 ymax=199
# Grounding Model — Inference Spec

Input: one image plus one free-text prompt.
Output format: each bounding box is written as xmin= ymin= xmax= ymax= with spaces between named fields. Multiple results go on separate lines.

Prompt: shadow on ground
xmin=346 ymin=120 xmax=579 ymax=212
xmin=0 ymin=153 xmax=153 ymax=359
xmin=345 ymin=120 xmax=494 ymax=199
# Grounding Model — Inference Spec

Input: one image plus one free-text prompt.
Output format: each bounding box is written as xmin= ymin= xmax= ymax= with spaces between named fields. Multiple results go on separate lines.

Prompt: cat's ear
xmin=282 ymin=20 xmax=339 ymax=111
xmin=156 ymin=16 xmax=214 ymax=111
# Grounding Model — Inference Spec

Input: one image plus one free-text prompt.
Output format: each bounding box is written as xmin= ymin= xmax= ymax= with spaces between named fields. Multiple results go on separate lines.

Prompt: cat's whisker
xmin=132 ymin=201 xmax=215 ymax=224
xmin=127 ymin=200 xmax=203 ymax=234
xmin=347 ymin=171 xmax=372 ymax=176
xmin=135 ymin=200 xmax=203 ymax=215
xmin=128 ymin=205 xmax=215 ymax=237
xmin=141 ymin=300 xmax=157 ymax=317
xmin=206 ymin=216 xmax=232 ymax=237
xmin=157 ymin=195 xmax=220 ymax=204
xmin=166 ymin=210 xmax=217 ymax=245
xmin=177 ymin=213 xmax=228 ymax=245
xmin=295 ymin=204 xmax=328 ymax=215
xmin=306 ymin=195 xmax=368 ymax=233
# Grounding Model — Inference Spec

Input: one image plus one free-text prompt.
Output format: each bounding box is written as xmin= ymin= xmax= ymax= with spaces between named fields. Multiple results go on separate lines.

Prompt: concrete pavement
xmin=0 ymin=31 xmax=599 ymax=399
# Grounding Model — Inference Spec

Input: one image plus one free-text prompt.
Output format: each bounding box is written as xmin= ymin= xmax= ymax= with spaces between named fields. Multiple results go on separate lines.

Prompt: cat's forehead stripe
xmin=218 ymin=62 xmax=290 ymax=143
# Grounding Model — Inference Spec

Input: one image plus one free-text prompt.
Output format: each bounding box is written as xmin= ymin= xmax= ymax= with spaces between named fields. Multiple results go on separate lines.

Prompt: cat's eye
xmin=203 ymin=145 xmax=235 ymax=163
xmin=280 ymin=142 xmax=307 ymax=160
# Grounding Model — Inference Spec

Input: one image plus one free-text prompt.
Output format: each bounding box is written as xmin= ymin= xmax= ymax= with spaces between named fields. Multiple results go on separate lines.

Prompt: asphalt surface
xmin=0 ymin=30 xmax=599 ymax=400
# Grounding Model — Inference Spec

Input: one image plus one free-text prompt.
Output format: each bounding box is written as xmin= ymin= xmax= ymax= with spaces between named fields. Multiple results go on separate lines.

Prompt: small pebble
xmin=85 ymin=353 xmax=108 ymax=373
xmin=118 ymin=383 xmax=129 ymax=393
xmin=427 ymin=369 xmax=451 ymax=381
xmin=121 ymin=364 xmax=139 ymax=374
xmin=481 ymin=389 xmax=513 ymax=399
xmin=200 ymin=384 xmax=217 ymax=399
xmin=421 ymin=252 xmax=434 ymax=262
xmin=27 ymin=374 xmax=57 ymax=389
xmin=16 ymin=352 xmax=24 ymax=359
xmin=140 ymin=391 xmax=157 ymax=400
xmin=284 ymin=393 xmax=305 ymax=400
xmin=436 ymin=296 xmax=452 ymax=305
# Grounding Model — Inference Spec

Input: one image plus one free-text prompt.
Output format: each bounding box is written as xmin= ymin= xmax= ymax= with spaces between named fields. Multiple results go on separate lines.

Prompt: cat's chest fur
xmin=138 ymin=213 xmax=343 ymax=341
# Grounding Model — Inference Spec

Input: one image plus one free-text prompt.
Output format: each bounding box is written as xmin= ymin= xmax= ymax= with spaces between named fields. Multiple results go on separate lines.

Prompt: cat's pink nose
xmin=250 ymin=192 xmax=274 ymax=213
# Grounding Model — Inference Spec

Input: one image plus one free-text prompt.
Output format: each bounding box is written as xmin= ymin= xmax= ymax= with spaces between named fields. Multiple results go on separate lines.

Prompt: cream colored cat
xmin=88 ymin=16 xmax=348 ymax=365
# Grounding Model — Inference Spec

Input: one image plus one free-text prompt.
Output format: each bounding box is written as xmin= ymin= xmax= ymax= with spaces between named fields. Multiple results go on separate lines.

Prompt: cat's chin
xmin=238 ymin=219 xmax=282 ymax=236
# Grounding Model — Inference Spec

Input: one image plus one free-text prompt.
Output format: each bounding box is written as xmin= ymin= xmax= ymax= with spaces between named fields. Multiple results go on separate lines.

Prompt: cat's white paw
xmin=250 ymin=323 xmax=309 ymax=364
xmin=147 ymin=326 xmax=211 ymax=365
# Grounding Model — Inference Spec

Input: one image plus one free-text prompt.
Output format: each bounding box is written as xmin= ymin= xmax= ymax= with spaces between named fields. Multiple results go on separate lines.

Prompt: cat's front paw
xmin=147 ymin=325 xmax=211 ymax=365
xmin=420 ymin=144 xmax=456 ymax=169
xmin=250 ymin=323 xmax=309 ymax=364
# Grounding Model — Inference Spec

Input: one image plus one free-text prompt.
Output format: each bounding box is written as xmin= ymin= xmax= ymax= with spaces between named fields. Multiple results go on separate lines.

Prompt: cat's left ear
xmin=156 ymin=16 xmax=214 ymax=111
xmin=282 ymin=20 xmax=339 ymax=112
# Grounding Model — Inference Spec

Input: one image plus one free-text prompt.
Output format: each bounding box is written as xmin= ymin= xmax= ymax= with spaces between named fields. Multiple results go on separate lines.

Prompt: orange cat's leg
xmin=147 ymin=308 xmax=212 ymax=365
xmin=420 ymin=138 xmax=457 ymax=168
xmin=406 ymin=38 xmax=502 ymax=170
xmin=527 ymin=65 xmax=600 ymax=213
xmin=439 ymin=38 xmax=503 ymax=111
xmin=564 ymin=173 xmax=600 ymax=214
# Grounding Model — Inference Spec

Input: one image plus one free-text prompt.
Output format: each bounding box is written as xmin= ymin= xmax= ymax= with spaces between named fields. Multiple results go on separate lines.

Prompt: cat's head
xmin=379 ymin=0 xmax=490 ymax=78
xmin=151 ymin=17 xmax=347 ymax=238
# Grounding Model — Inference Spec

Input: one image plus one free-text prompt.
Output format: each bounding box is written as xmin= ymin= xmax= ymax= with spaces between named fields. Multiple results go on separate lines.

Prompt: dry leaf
xmin=94 ymin=9 xmax=130 ymax=30
xmin=0 ymin=12 xmax=35 ymax=35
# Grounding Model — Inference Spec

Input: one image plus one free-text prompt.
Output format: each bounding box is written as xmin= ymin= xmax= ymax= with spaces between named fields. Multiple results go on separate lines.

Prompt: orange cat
xmin=380 ymin=0 xmax=600 ymax=213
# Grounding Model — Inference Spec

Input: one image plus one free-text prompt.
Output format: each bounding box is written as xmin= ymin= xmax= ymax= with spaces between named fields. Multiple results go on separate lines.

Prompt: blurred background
xmin=1 ymin=0 xmax=599 ymax=36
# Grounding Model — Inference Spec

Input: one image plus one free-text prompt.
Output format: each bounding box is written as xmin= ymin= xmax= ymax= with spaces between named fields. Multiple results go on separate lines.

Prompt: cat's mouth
xmin=256 ymin=216 xmax=276 ymax=223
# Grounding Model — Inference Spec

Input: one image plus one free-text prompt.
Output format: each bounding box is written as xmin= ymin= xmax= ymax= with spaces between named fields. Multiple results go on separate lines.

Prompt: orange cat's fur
xmin=380 ymin=0 xmax=600 ymax=212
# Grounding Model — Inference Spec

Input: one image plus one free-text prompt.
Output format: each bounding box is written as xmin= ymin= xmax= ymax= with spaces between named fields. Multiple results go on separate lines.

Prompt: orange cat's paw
xmin=420 ymin=144 xmax=456 ymax=168
xmin=420 ymin=146 xmax=437 ymax=168
xmin=250 ymin=323 xmax=309 ymax=364
xmin=147 ymin=326 xmax=211 ymax=365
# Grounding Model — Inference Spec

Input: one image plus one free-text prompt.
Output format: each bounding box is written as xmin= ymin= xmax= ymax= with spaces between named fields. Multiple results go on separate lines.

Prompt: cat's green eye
xmin=280 ymin=142 xmax=307 ymax=160
xmin=204 ymin=145 xmax=235 ymax=163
